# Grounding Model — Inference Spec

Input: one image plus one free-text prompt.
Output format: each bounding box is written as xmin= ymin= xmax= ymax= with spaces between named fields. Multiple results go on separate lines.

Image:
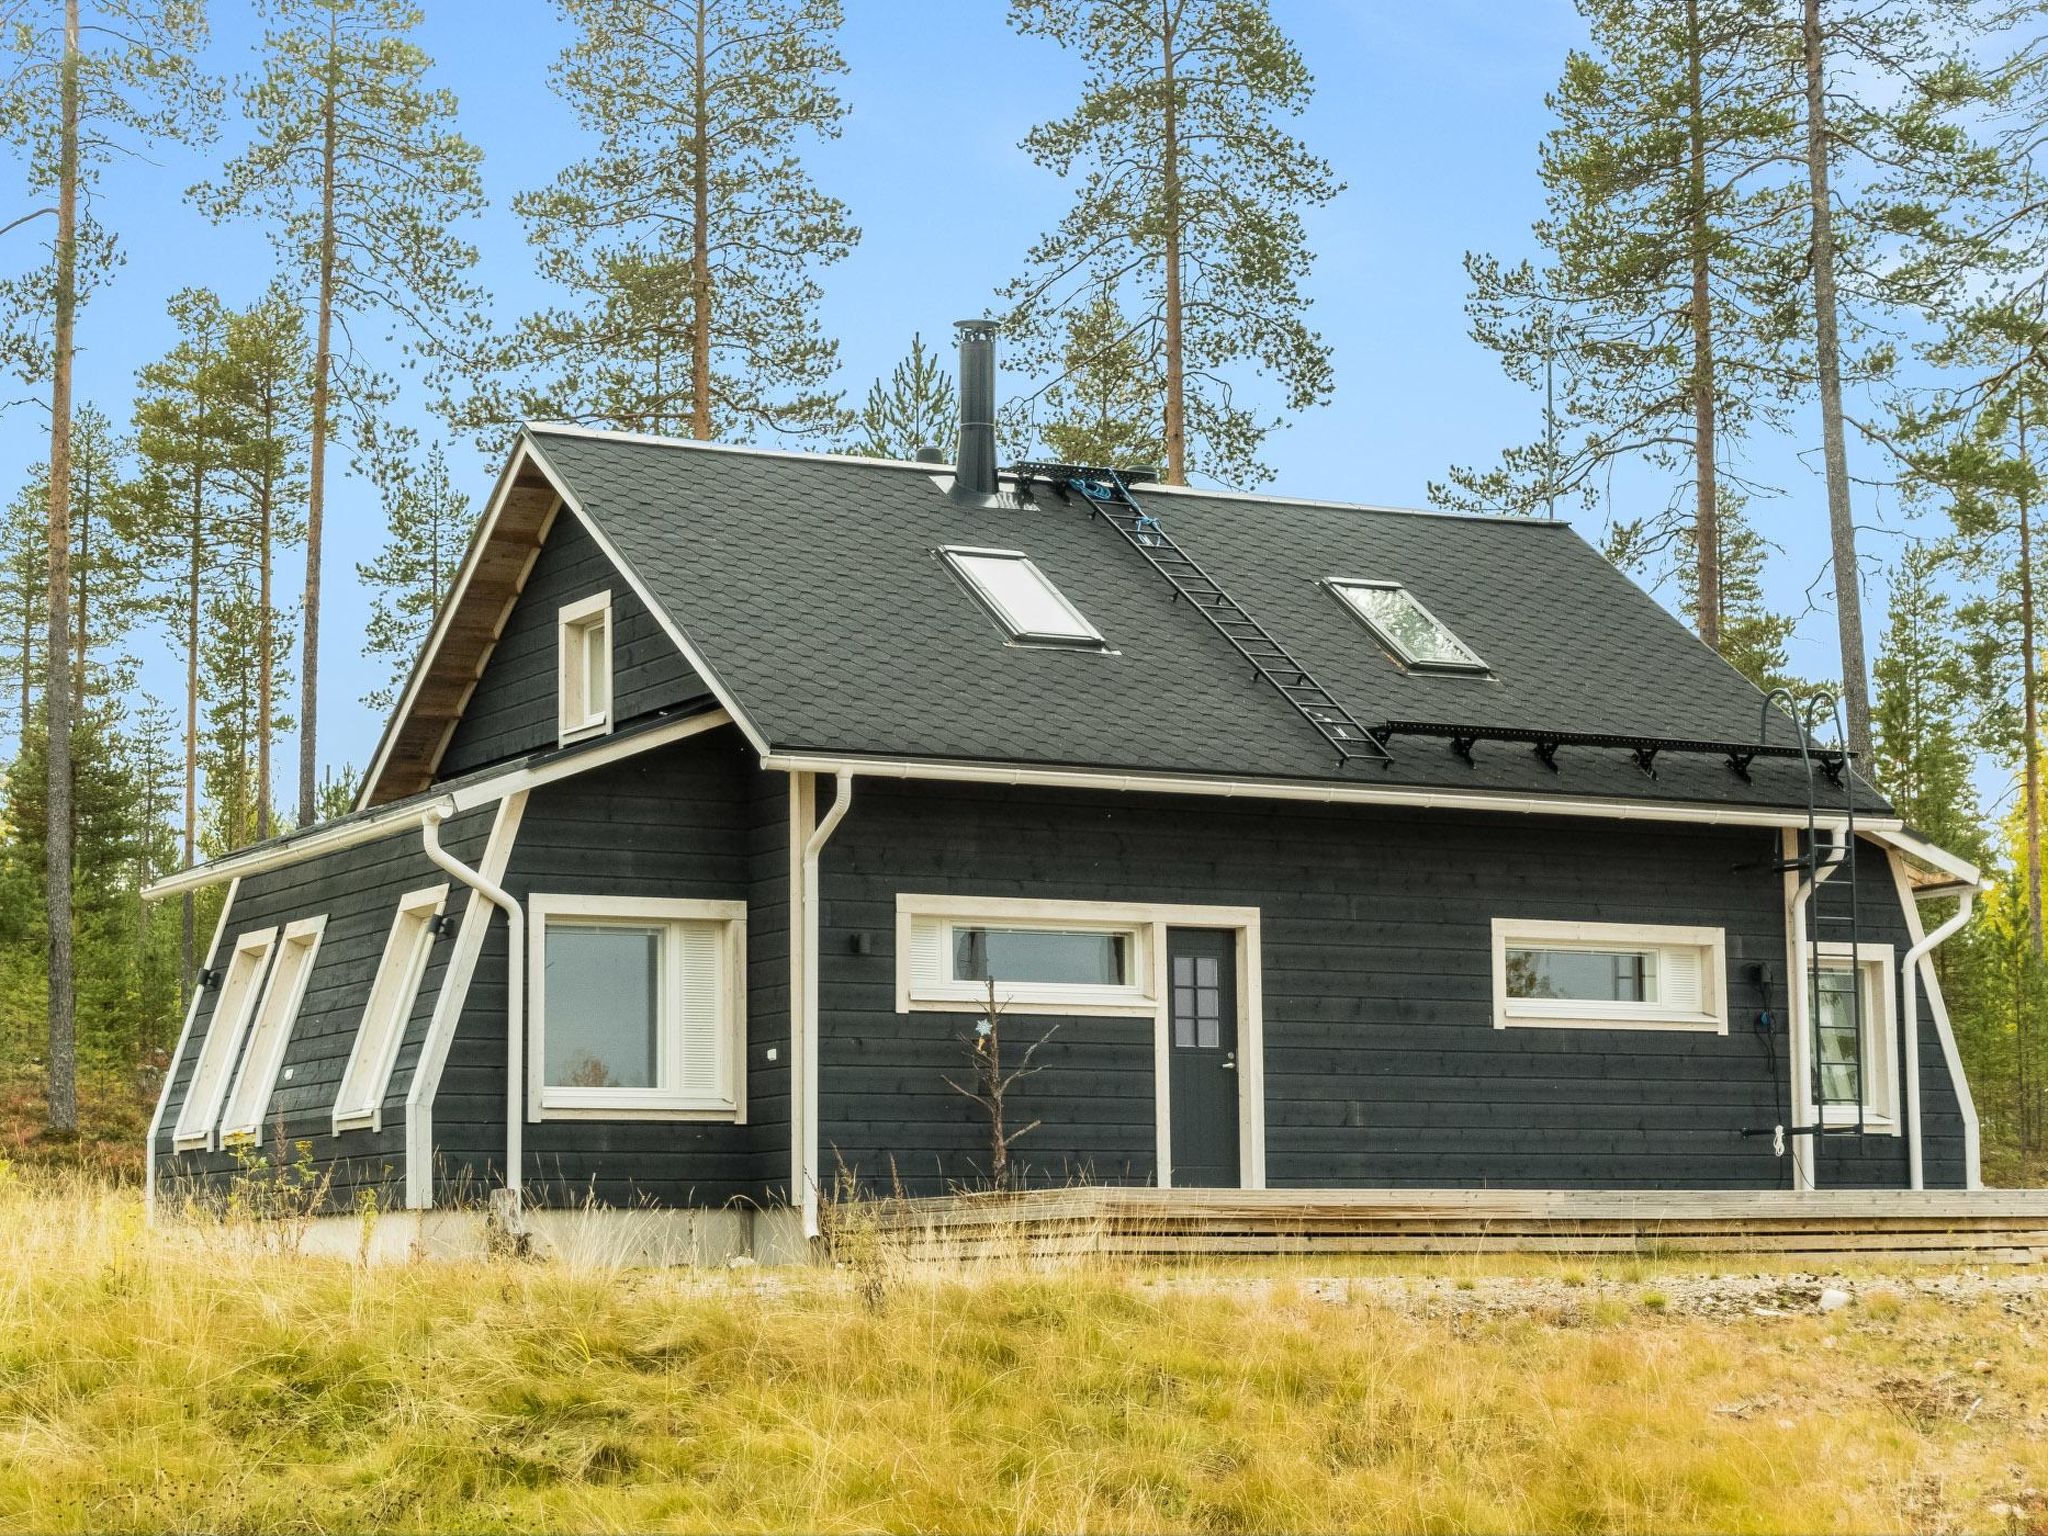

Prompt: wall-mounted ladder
xmin=1012 ymin=462 xmax=1393 ymax=770
xmin=1742 ymin=689 xmax=1873 ymax=1167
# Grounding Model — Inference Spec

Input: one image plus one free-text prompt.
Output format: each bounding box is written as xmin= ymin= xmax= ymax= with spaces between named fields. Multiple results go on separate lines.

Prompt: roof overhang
xmin=150 ymin=708 xmax=734 ymax=900
xmin=757 ymin=748 xmax=1914 ymax=834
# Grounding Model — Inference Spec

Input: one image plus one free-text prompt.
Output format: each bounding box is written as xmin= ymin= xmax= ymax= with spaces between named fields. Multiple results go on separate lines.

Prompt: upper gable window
xmin=558 ymin=591 xmax=613 ymax=743
xmin=942 ymin=547 xmax=1105 ymax=648
xmin=1326 ymin=578 xmax=1487 ymax=674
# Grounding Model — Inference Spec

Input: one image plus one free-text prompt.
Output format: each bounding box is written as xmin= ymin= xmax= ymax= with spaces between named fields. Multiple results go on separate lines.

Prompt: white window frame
xmin=1325 ymin=577 xmax=1489 ymax=674
xmin=557 ymin=590 xmax=614 ymax=744
xmin=333 ymin=886 xmax=449 ymax=1134
xmin=171 ymin=927 xmax=278 ymax=1151
xmin=1810 ymin=940 xmax=1901 ymax=1132
xmin=528 ymin=894 xmax=748 ymax=1121
xmin=897 ymin=895 xmax=1154 ymax=1014
xmin=219 ymin=915 xmax=327 ymax=1144
xmin=940 ymin=546 xmax=1106 ymax=648
xmin=1491 ymin=918 xmax=1727 ymax=1034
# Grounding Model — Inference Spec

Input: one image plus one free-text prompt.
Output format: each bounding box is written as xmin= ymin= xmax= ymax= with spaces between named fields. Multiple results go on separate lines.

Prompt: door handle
xmin=1221 ymin=1053 xmax=1236 ymax=1072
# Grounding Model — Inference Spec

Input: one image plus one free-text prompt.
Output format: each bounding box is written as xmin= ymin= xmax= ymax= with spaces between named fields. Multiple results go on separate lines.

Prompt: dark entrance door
xmin=1167 ymin=928 xmax=1240 ymax=1187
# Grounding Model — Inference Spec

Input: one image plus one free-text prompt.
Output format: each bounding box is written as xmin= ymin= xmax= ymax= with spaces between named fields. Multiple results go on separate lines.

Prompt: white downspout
xmin=423 ymin=803 xmax=525 ymax=1204
xmin=799 ymin=770 xmax=854 ymax=1239
xmin=1902 ymin=882 xmax=1982 ymax=1190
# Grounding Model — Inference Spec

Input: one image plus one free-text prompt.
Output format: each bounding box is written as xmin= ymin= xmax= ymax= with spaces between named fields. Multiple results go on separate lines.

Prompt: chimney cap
xmin=913 ymin=444 xmax=944 ymax=464
xmin=954 ymin=317 xmax=997 ymax=338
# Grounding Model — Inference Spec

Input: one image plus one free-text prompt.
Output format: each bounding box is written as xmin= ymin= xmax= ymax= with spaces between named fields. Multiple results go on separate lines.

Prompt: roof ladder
xmin=1012 ymin=462 xmax=1393 ymax=770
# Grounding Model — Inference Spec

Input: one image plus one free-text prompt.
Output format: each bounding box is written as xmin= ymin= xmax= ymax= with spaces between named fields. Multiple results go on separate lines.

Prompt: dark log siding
xmin=815 ymin=780 xmax=1969 ymax=1195
xmin=438 ymin=511 xmax=711 ymax=779
xmin=151 ymin=806 xmax=497 ymax=1208
xmin=430 ymin=727 xmax=769 ymax=1207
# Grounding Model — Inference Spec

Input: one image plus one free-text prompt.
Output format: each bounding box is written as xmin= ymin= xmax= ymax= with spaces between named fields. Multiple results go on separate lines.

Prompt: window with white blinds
xmin=529 ymin=895 xmax=746 ymax=1118
xmin=1491 ymin=919 xmax=1726 ymax=1033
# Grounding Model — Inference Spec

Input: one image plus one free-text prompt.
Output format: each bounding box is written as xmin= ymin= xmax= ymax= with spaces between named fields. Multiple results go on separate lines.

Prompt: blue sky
xmin=0 ymin=1 xmax=1932 ymax=806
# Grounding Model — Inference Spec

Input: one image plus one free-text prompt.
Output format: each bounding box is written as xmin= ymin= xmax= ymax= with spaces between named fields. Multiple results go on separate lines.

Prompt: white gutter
xmin=1902 ymin=880 xmax=1984 ymax=1190
xmin=145 ymin=709 xmax=732 ymax=901
xmin=422 ymin=803 xmax=526 ymax=1203
xmin=760 ymin=751 xmax=1904 ymax=835
xmin=798 ymin=770 xmax=854 ymax=1239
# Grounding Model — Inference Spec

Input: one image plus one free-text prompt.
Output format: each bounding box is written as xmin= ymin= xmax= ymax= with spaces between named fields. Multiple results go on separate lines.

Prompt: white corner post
xmin=423 ymin=802 xmax=526 ymax=1203
xmin=1902 ymin=881 xmax=1982 ymax=1191
xmin=798 ymin=769 xmax=854 ymax=1239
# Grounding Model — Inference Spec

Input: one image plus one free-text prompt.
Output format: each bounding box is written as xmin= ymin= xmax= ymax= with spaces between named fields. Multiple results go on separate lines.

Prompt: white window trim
xmin=1491 ymin=918 xmax=1728 ymax=1034
xmin=333 ymin=885 xmax=449 ymax=1134
xmin=171 ymin=927 xmax=279 ymax=1152
xmin=898 ymin=895 xmax=1152 ymax=1014
xmin=1325 ymin=577 xmax=1489 ymax=674
xmin=219 ymin=915 xmax=328 ymax=1144
xmin=893 ymin=894 xmax=1267 ymax=1190
xmin=1810 ymin=940 xmax=1901 ymax=1133
xmin=528 ymin=893 xmax=748 ymax=1122
xmin=557 ymin=589 xmax=614 ymax=745
xmin=940 ymin=546 xmax=1107 ymax=648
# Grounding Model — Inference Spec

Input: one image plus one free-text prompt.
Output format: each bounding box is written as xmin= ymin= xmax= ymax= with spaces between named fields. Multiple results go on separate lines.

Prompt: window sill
xmin=1495 ymin=1012 xmax=1726 ymax=1034
xmin=170 ymin=1132 xmax=213 ymax=1154
xmin=1820 ymin=1109 xmax=1900 ymax=1135
xmin=532 ymin=1101 xmax=741 ymax=1123
xmin=556 ymin=716 xmax=612 ymax=747
xmin=905 ymin=988 xmax=1156 ymax=1017
xmin=331 ymin=1110 xmax=379 ymax=1136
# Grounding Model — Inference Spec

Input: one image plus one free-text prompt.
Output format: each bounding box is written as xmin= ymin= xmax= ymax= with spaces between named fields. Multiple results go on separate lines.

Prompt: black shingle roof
xmin=524 ymin=425 xmax=1880 ymax=813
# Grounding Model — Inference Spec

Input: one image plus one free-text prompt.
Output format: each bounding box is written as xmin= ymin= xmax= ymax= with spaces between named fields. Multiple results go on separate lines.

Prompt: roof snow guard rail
xmin=1012 ymin=460 xmax=1394 ymax=771
xmin=1375 ymin=720 xmax=1850 ymax=783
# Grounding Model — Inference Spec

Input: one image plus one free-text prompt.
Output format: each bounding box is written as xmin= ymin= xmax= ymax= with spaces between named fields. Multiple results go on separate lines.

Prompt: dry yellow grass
xmin=3 ymin=1166 xmax=2047 ymax=1534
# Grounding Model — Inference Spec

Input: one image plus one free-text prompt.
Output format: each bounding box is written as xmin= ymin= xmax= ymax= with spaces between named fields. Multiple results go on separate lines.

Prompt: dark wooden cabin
xmin=147 ymin=340 xmax=1988 ymax=1257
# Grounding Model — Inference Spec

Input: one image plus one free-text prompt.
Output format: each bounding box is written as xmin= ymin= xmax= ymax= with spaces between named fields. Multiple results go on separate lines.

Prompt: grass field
xmin=2 ymin=1169 xmax=2047 ymax=1533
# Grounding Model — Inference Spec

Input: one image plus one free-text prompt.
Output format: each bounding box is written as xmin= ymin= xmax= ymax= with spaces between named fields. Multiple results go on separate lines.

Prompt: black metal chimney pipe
xmin=952 ymin=318 xmax=998 ymax=502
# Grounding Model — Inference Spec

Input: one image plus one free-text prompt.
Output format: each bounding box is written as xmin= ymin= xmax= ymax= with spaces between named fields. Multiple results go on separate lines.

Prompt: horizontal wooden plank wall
xmin=870 ymin=1187 xmax=2048 ymax=1263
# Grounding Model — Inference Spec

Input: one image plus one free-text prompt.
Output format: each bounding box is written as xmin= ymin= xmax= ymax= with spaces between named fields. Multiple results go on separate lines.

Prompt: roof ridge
xmin=525 ymin=421 xmax=1576 ymax=529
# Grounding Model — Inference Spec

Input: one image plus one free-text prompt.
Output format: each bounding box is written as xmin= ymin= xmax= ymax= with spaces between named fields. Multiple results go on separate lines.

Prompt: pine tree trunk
xmin=1802 ymin=0 xmax=1872 ymax=757
xmin=42 ymin=0 xmax=81 ymax=1136
xmin=183 ymin=487 xmax=200 ymax=998
xmin=689 ymin=0 xmax=713 ymax=441
xmin=258 ymin=414 xmax=274 ymax=843
xmin=1159 ymin=5 xmax=1186 ymax=486
xmin=2021 ymin=393 xmax=2043 ymax=958
xmin=300 ymin=32 xmax=339 ymax=827
xmin=1686 ymin=0 xmax=1721 ymax=651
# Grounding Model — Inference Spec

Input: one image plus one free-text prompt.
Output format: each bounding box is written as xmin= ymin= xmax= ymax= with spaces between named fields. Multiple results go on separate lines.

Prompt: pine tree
xmin=199 ymin=578 xmax=293 ymax=853
xmin=219 ymin=286 xmax=310 ymax=841
xmin=357 ymin=431 xmax=470 ymax=711
xmin=1024 ymin=291 xmax=1166 ymax=470
xmin=506 ymin=0 xmax=855 ymax=442
xmin=0 ymin=0 xmax=218 ymax=1133
xmin=1001 ymin=0 xmax=1340 ymax=487
xmin=131 ymin=287 xmax=235 ymax=996
xmin=0 ymin=480 xmax=46 ymax=753
xmin=1872 ymin=539 xmax=1987 ymax=865
xmin=1436 ymin=0 xmax=1801 ymax=655
xmin=192 ymin=0 xmax=487 ymax=826
xmin=1665 ymin=491 xmax=1802 ymax=695
xmin=848 ymin=334 xmax=955 ymax=462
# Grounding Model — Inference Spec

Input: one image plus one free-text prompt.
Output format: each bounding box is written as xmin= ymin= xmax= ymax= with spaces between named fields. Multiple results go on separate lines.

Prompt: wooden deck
xmin=867 ymin=1187 xmax=2048 ymax=1264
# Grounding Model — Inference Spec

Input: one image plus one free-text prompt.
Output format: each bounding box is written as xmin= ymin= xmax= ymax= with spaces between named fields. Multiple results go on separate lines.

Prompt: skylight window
xmin=942 ymin=547 xmax=1104 ymax=647
xmin=1326 ymin=579 xmax=1487 ymax=673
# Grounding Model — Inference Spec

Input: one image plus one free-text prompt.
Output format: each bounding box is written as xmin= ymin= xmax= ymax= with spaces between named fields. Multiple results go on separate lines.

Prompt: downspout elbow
xmin=423 ymin=804 xmax=526 ymax=1203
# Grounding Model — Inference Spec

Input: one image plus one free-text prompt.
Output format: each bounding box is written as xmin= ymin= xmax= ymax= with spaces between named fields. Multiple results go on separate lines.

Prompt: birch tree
xmin=508 ymin=0 xmax=855 ymax=441
xmin=1002 ymin=0 xmax=1340 ymax=487
xmin=191 ymin=0 xmax=486 ymax=826
xmin=1436 ymin=0 xmax=1802 ymax=653
xmin=0 ymin=0 xmax=216 ymax=1132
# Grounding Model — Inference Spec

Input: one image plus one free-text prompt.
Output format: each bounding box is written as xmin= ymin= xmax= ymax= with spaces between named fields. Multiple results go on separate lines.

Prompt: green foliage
xmin=357 ymin=431 xmax=471 ymax=710
xmin=1873 ymin=541 xmax=1987 ymax=866
xmin=1024 ymin=292 xmax=1165 ymax=471
xmin=503 ymin=0 xmax=855 ymax=441
xmin=1002 ymin=0 xmax=1339 ymax=485
xmin=847 ymin=334 xmax=955 ymax=462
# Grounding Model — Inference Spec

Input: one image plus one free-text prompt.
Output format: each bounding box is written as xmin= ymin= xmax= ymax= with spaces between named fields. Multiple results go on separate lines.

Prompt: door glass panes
xmin=952 ymin=927 xmax=1127 ymax=986
xmin=545 ymin=923 xmax=660 ymax=1088
xmin=1173 ymin=954 xmax=1223 ymax=1048
xmin=1505 ymin=946 xmax=1658 ymax=1004
xmin=1813 ymin=964 xmax=1863 ymax=1105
